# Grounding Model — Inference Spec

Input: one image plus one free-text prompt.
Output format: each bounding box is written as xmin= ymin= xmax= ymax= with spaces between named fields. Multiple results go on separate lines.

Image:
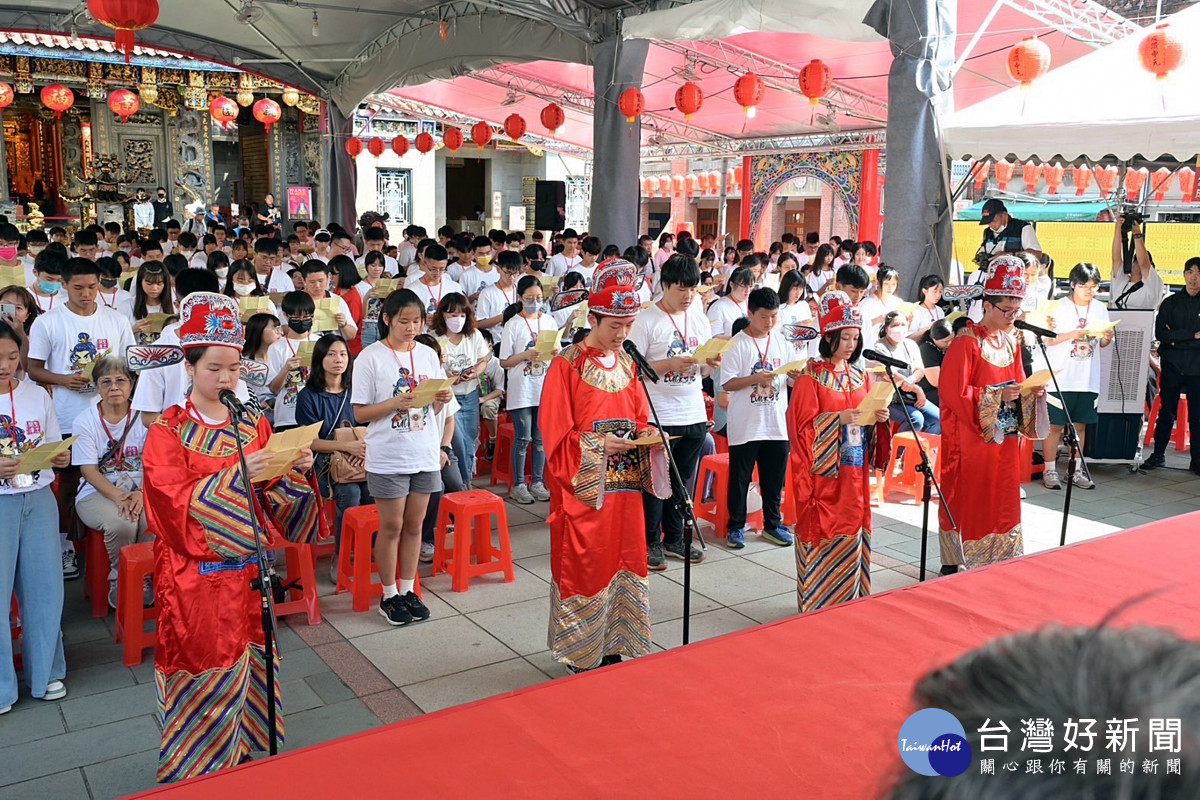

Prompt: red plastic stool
xmin=114 ymin=542 xmax=157 ymax=667
xmin=1019 ymin=437 xmax=1045 ymax=484
xmin=432 ymin=490 xmax=514 ymax=592
xmin=692 ymin=453 xmax=762 ymax=537
xmin=882 ymin=433 xmax=942 ymax=502
xmin=781 ymin=461 xmax=798 ymax=528
xmin=712 ymin=432 xmax=729 ymax=455
xmin=1144 ymin=392 xmax=1190 ymax=452
xmin=336 ymin=505 xmax=421 ymax=612
xmin=489 ymin=422 xmax=515 ymax=491
xmin=311 ymin=499 xmax=337 ymax=561
xmin=83 ymin=528 xmax=110 ymax=618
xmin=273 ymin=541 xmax=321 ymax=624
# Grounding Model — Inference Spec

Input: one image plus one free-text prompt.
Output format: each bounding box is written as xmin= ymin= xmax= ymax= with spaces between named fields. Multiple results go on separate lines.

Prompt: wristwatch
xmin=1132 ymin=234 xmax=1144 ymax=240
xmin=440 ymin=445 xmax=453 ymax=456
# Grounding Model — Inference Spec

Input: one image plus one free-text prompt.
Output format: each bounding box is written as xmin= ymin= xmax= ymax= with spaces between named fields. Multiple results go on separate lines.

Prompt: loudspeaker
xmin=534 ymin=180 xmax=566 ymax=231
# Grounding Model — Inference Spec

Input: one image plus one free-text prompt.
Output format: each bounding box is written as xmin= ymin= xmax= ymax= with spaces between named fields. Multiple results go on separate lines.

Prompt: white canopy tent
xmin=620 ymin=0 xmax=881 ymax=42
xmin=941 ymin=3 xmax=1200 ymax=162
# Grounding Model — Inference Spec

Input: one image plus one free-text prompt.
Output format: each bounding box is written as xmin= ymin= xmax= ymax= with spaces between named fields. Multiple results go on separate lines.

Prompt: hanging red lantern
xmin=1094 ymin=165 xmax=1119 ymax=197
xmin=1072 ymin=165 xmax=1093 ymax=196
xmin=733 ymin=72 xmax=765 ymax=117
xmin=727 ymin=167 xmax=737 ymax=191
xmin=471 ymin=121 xmax=493 ymax=149
xmin=674 ymin=82 xmax=703 ymax=120
xmin=345 ymin=137 xmax=363 ymax=159
xmin=367 ymin=137 xmax=385 ymax=158
xmin=107 ymin=88 xmax=140 ymax=124
xmin=540 ymin=103 xmax=565 ymax=135
xmin=994 ymin=159 xmax=1015 ymax=191
xmin=503 ymin=113 xmax=526 ymax=141
xmin=1006 ymin=36 xmax=1051 ymax=89
xmin=707 ymin=170 xmax=721 ymax=194
xmin=40 ymin=84 xmax=74 ymax=119
xmin=684 ymin=173 xmax=699 ymax=197
xmin=1151 ymin=167 xmax=1174 ymax=201
xmin=1044 ymin=162 xmax=1065 ymax=195
xmin=443 ymin=126 xmax=463 ymax=151
xmin=415 ymin=132 xmax=435 ymax=154
xmin=734 ymin=164 xmax=744 ymax=186
xmin=798 ymin=59 xmax=833 ymax=105
xmin=209 ymin=95 xmax=238 ymax=130
xmin=0 ymin=83 xmax=13 ymax=110
xmin=618 ymin=87 xmax=644 ymax=123
xmin=87 ymin=0 xmax=159 ymax=64
xmin=1139 ymin=23 xmax=1186 ymax=80
xmin=641 ymin=176 xmax=653 ymax=196
xmin=1178 ymin=167 xmax=1196 ymax=202
xmin=670 ymin=175 xmax=684 ymax=196
xmin=391 ymin=136 xmax=409 ymax=157
xmin=252 ymin=97 xmax=281 ymax=134
xmin=1125 ymin=166 xmax=1149 ymax=198
xmin=646 ymin=176 xmax=660 ymax=197
xmin=1022 ymin=162 xmax=1043 ymax=191
xmin=971 ymin=160 xmax=990 ymax=190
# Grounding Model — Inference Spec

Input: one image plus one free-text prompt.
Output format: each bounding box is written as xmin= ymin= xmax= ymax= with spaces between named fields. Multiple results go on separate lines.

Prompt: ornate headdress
xmin=587 ymin=258 xmax=641 ymax=318
xmin=982 ymin=254 xmax=1027 ymax=299
xmin=177 ymin=292 xmax=244 ymax=351
xmin=819 ymin=290 xmax=862 ymax=332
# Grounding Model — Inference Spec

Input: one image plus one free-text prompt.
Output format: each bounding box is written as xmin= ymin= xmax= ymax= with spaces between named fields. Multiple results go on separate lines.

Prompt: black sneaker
xmin=663 ymin=539 xmax=705 ymax=564
xmin=939 ymin=564 xmax=960 ymax=576
xmin=399 ymin=591 xmax=430 ymax=621
xmin=379 ymin=594 xmax=414 ymax=626
xmin=1142 ymin=452 xmax=1166 ymax=470
xmin=600 ymin=654 xmax=623 ymax=666
xmin=647 ymin=542 xmax=667 ymax=571
xmin=485 ymin=442 xmax=496 ymax=462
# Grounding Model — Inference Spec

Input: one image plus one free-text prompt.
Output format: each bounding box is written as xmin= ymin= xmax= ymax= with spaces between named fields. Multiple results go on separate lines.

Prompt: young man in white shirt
xmin=547 ymin=229 xmax=582 ymax=277
xmin=1109 ymin=214 xmax=1164 ymax=311
xmin=175 ymin=232 xmax=201 ymax=270
xmin=299 ymin=259 xmax=357 ymax=341
xmin=476 ymin=250 xmax=522 ymax=343
xmin=396 ymin=224 xmax=424 ymax=270
xmin=253 ymin=237 xmax=294 ymax=294
xmin=628 ymin=254 xmax=717 ymax=568
xmin=94 ymin=257 xmax=135 ymax=320
xmin=720 ymin=287 xmax=803 ymax=549
xmin=570 ymin=236 xmax=603 ymax=284
xmin=310 ymin=230 xmax=331 ymax=262
xmin=796 ymin=232 xmax=820 ymax=268
xmin=72 ymin=230 xmax=99 ymax=261
xmin=356 ymin=227 xmax=400 ymax=276
xmin=459 ymin=237 xmax=501 ymax=300
xmin=268 ymin=291 xmax=320 ymax=430
xmin=404 ymin=244 xmax=463 ymax=318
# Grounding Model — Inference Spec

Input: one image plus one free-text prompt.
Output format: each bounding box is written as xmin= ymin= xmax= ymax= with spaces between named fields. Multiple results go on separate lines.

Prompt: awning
xmin=957 ymin=200 xmax=1110 ymax=222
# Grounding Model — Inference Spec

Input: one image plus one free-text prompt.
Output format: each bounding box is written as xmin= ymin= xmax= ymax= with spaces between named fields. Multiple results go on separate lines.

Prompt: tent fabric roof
xmin=942 ymin=3 xmax=1200 ymax=162
xmin=959 ymin=199 xmax=1109 ymax=222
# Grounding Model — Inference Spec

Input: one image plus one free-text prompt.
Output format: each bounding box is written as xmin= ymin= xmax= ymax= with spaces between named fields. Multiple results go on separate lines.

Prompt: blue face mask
xmin=38 ymin=280 xmax=61 ymax=295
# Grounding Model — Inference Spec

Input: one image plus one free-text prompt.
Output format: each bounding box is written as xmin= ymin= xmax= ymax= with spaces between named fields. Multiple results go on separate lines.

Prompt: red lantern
xmin=503 ymin=113 xmax=526 ymax=141
xmin=641 ymin=176 xmax=653 ymax=196
xmin=415 ymin=132 xmax=435 ymax=154
xmin=1178 ymin=167 xmax=1196 ymax=202
xmin=618 ymin=87 xmax=644 ymax=123
xmin=674 ymin=82 xmax=703 ymax=120
xmin=707 ymin=170 xmax=721 ymax=194
xmin=1125 ymin=167 xmax=1149 ymax=198
xmin=345 ymin=137 xmax=363 ymax=159
xmin=1044 ymin=162 xmax=1065 ymax=195
xmin=0 ymin=83 xmax=13 ymax=110
xmin=443 ymin=126 xmax=463 ymax=151
xmin=1072 ymin=165 xmax=1093 ymax=196
xmin=391 ymin=136 xmax=409 ymax=157
xmin=87 ymin=0 xmax=159 ymax=64
xmin=971 ymin=160 xmax=990 ymax=190
xmin=107 ymin=88 xmax=140 ymax=124
xmin=733 ymin=72 xmax=765 ymax=117
xmin=252 ymin=98 xmax=281 ymax=134
xmin=734 ymin=164 xmax=744 ymax=186
xmin=470 ymin=121 xmax=492 ymax=149
xmin=798 ymin=59 xmax=833 ymax=105
xmin=1151 ymin=167 xmax=1174 ymax=201
xmin=1022 ymin=162 xmax=1043 ymax=192
xmin=994 ymin=159 xmax=1015 ymax=191
xmin=1094 ymin=165 xmax=1119 ymax=197
xmin=540 ymin=103 xmax=565 ymax=134
xmin=727 ymin=167 xmax=737 ymax=191
xmin=1139 ymin=23 xmax=1185 ymax=80
xmin=40 ymin=84 xmax=74 ymax=119
xmin=684 ymin=173 xmax=699 ymax=197
xmin=1006 ymin=36 xmax=1051 ymax=89
xmin=367 ymin=137 xmax=385 ymax=158
xmin=209 ymin=95 xmax=238 ymax=130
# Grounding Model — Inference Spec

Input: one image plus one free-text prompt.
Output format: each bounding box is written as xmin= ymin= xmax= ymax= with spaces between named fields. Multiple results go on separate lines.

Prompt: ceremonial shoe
xmin=726 ymin=528 xmax=746 ymax=549
xmin=61 ymin=550 xmax=80 ymax=581
xmin=511 ymin=484 xmax=535 ymax=504
xmin=600 ymin=654 xmax=623 ymax=666
xmin=761 ymin=526 xmax=794 ymax=547
xmin=939 ymin=565 xmax=959 ymax=576
xmin=663 ymin=539 xmax=705 ymax=563
xmin=42 ymin=680 xmax=66 ymax=701
xmin=647 ymin=542 xmax=667 ymax=571
xmin=1041 ymin=470 xmax=1062 ymax=490
xmin=530 ymin=482 xmax=551 ymax=502
xmin=400 ymin=591 xmax=431 ymax=621
xmin=1141 ymin=452 xmax=1166 ymax=470
xmin=379 ymin=595 xmax=414 ymax=626
xmin=1070 ymin=473 xmax=1095 ymax=490
xmin=419 ymin=542 xmax=436 ymax=563
xmin=143 ymin=576 xmax=155 ymax=608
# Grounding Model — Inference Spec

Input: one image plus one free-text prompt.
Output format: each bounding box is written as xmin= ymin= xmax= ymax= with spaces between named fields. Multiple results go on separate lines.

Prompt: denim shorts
xmin=366 ymin=470 xmax=442 ymax=499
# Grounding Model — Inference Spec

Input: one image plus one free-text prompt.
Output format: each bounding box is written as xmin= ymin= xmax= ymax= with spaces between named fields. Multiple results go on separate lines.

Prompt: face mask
xmin=28 ymin=245 xmax=45 ymax=256
xmin=289 ymin=318 xmax=313 ymax=334
xmin=0 ymin=246 xmax=17 ymax=260
xmin=233 ymin=283 xmax=255 ymax=296
xmin=477 ymin=256 xmax=491 ymax=268
xmin=446 ymin=316 xmax=466 ymax=334
xmin=886 ymin=326 xmax=906 ymax=343
xmin=100 ymin=278 xmax=118 ymax=290
xmin=522 ymin=301 xmax=541 ymax=315
xmin=37 ymin=280 xmax=61 ymax=295
xmin=215 ymin=267 xmax=229 ymax=279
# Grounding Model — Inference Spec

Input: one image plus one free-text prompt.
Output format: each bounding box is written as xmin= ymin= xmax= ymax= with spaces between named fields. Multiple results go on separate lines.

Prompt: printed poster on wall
xmin=287 ymin=186 xmax=312 ymax=220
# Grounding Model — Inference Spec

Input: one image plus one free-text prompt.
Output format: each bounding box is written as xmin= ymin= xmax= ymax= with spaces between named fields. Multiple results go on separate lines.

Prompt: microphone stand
xmin=1032 ymin=334 xmax=1082 ymax=547
xmin=880 ymin=364 xmax=957 ymax=581
xmin=228 ymin=406 xmax=280 ymax=756
xmin=627 ymin=358 xmax=706 ymax=646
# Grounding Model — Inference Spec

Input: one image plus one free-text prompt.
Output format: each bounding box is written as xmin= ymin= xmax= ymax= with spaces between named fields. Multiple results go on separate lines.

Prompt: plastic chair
xmin=336 ymin=505 xmax=421 ymax=612
xmin=113 ymin=543 xmax=157 ymax=667
xmin=1144 ymin=391 xmax=1190 ymax=452
xmin=311 ymin=499 xmax=337 ymax=561
xmin=83 ymin=528 xmax=110 ymax=618
xmin=489 ymin=422 xmax=515 ymax=491
xmin=432 ymin=490 xmax=514 ymax=592
xmin=273 ymin=541 xmax=321 ymax=624
xmin=1019 ymin=437 xmax=1045 ymax=484
xmin=692 ymin=453 xmax=762 ymax=537
xmin=882 ymin=432 xmax=942 ymax=502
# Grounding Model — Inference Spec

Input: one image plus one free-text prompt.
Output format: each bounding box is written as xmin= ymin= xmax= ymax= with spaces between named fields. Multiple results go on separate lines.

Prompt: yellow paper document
xmin=410 ymin=378 xmax=454 ymax=408
xmin=772 ymin=359 xmax=808 ymax=376
xmin=629 ymin=432 xmax=674 ymax=447
xmin=239 ymin=295 xmax=270 ymax=321
xmin=145 ymin=313 xmax=172 ymax=334
xmin=298 ymin=340 xmax=316 ymax=368
xmin=256 ymin=423 xmax=322 ymax=482
xmin=374 ymin=278 xmax=400 ymax=299
xmin=1084 ymin=319 xmax=1118 ymax=337
xmin=692 ymin=337 xmax=735 ymax=361
xmin=1021 ymin=369 xmax=1060 ymax=393
xmin=854 ymin=382 xmax=895 ymax=424
xmin=313 ymin=297 xmax=340 ymax=332
xmin=17 ymin=436 xmax=78 ymax=473
xmin=534 ymin=328 xmax=562 ymax=356
xmin=0 ymin=265 xmax=25 ymax=287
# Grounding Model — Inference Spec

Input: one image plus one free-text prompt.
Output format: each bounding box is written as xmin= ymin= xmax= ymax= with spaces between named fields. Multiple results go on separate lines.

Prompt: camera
xmin=1119 ymin=204 xmax=1144 ymax=233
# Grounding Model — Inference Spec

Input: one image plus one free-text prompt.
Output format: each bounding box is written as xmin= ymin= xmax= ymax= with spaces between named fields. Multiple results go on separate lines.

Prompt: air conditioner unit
xmin=1097 ymin=308 xmax=1152 ymax=416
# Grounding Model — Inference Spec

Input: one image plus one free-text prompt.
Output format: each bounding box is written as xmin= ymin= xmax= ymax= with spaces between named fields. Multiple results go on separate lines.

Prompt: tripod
xmin=1031 ymin=335 xmax=1083 ymax=547
xmin=880 ymin=365 xmax=957 ymax=581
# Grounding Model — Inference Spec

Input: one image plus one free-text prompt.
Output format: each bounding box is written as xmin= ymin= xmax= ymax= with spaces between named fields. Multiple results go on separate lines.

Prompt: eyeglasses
xmin=993 ymin=306 xmax=1021 ymax=320
xmin=97 ymin=377 xmax=130 ymax=389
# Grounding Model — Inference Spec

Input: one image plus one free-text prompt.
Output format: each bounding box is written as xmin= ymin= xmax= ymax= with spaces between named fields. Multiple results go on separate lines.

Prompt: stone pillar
xmin=589 ymin=36 xmax=649 ymax=249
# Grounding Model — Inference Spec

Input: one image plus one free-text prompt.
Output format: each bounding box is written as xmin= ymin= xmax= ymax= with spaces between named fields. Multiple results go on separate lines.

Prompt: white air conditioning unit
xmin=1097 ymin=308 xmax=1153 ymax=416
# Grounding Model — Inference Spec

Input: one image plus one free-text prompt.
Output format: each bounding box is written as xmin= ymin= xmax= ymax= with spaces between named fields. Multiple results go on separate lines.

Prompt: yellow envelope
xmin=313 ymin=297 xmax=340 ymax=332
xmin=298 ymin=340 xmax=316 ymax=369
xmin=629 ymin=432 xmax=675 ymax=447
xmin=854 ymin=381 xmax=895 ymax=424
xmin=534 ymin=328 xmax=562 ymax=356
xmin=897 ymin=301 xmax=918 ymax=317
xmin=1021 ymin=369 xmax=1060 ymax=393
xmin=572 ymin=303 xmax=588 ymax=329
xmin=1084 ymin=319 xmax=1118 ymax=337
xmin=539 ymin=274 xmax=561 ymax=293
xmin=410 ymin=377 xmax=454 ymax=408
xmin=946 ymin=310 xmax=966 ymax=323
xmin=144 ymin=312 xmax=172 ymax=334
xmin=119 ymin=269 xmax=139 ymax=288
xmin=693 ymin=337 xmax=735 ymax=361
xmin=256 ymin=422 xmax=322 ymax=482
xmin=0 ymin=265 xmax=25 ymax=287
xmin=239 ymin=295 xmax=269 ymax=321
xmin=268 ymin=292 xmax=288 ymax=306
xmin=16 ymin=436 xmax=78 ymax=473
xmin=772 ymin=358 xmax=808 ymax=376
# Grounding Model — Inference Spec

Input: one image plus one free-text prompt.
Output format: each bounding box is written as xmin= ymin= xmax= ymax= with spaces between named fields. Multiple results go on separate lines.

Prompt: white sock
xmin=398 ymin=578 xmax=415 ymax=595
xmin=381 ymin=583 xmax=399 ymax=599
xmin=60 ymin=534 xmax=74 ymax=553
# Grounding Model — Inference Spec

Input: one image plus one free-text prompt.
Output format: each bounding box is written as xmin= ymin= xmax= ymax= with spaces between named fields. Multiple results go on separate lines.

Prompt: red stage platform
xmin=136 ymin=513 xmax=1200 ymax=800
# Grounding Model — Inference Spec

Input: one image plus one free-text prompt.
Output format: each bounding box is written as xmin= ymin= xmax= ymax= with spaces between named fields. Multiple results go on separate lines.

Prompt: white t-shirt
xmin=31 ymin=290 xmax=66 ymax=315
xmin=351 ymin=340 xmax=443 ymax=475
xmin=396 ymin=243 xmax=416 ymax=269
xmin=1047 ymin=297 xmax=1110 ymax=394
xmin=548 ymin=253 xmax=582 ymax=278
xmin=779 ymin=301 xmax=819 ymax=358
xmin=459 ymin=266 xmax=500 ymax=299
xmin=96 ymin=288 xmax=135 ymax=322
xmin=71 ymin=404 xmax=148 ymax=502
xmin=1109 ymin=264 xmax=1165 ymax=311
xmin=129 ymin=322 xmax=254 ymax=415
xmin=480 ymin=355 xmax=505 ymax=399
xmin=499 ymin=313 xmax=557 ymax=410
xmin=357 ymin=253 xmax=400 ymax=277
xmin=909 ymin=304 xmax=945 ymax=334
xmin=706 ymin=296 xmax=747 ymax=339
xmin=628 ymin=302 xmax=712 ymax=426
xmin=405 ymin=276 xmax=464 ymax=316
xmin=262 ymin=267 xmax=295 ymax=295
xmin=859 ymin=294 xmax=901 ymax=350
xmin=0 ymin=379 xmax=61 ymax=494
xmin=566 ymin=262 xmax=597 ymax=284
xmin=439 ymin=330 xmax=491 ymax=396
xmin=355 ymin=279 xmax=384 ymax=333
xmin=279 ymin=293 xmax=356 ymax=338
xmin=476 ymin=283 xmax=518 ymax=342
xmin=267 ymin=333 xmax=319 ymax=428
xmin=28 ymin=304 xmax=134 ymax=434
xmin=721 ymin=329 xmax=793 ymax=446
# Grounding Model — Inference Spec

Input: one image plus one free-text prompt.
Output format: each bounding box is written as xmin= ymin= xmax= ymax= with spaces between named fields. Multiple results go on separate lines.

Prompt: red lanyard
xmin=386 ymin=340 xmax=418 ymax=383
xmin=37 ymin=293 xmax=55 ymax=312
xmin=659 ymin=302 xmax=689 ymax=349
xmin=500 ymin=284 xmax=515 ymax=305
xmin=1072 ymin=300 xmax=1089 ymax=328
xmin=100 ymin=291 xmax=115 ymax=308
xmin=522 ymin=313 xmax=541 ymax=343
xmin=97 ymin=406 xmax=132 ymax=468
xmin=1 ymin=383 xmax=18 ymax=444
xmin=424 ymin=278 xmax=444 ymax=307
xmin=750 ymin=332 xmax=772 ymax=369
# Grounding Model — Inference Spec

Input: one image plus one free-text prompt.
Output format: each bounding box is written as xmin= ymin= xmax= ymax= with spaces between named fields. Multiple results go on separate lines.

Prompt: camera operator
xmin=1143 ymin=258 xmax=1200 ymax=475
xmin=976 ymin=199 xmax=1043 ymax=268
xmin=1109 ymin=213 xmax=1165 ymax=310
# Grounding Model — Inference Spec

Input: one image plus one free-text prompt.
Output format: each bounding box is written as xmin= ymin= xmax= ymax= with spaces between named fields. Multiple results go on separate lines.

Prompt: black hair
xmin=0 ymin=319 xmax=22 ymax=349
xmin=133 ymin=261 xmax=173 ymax=318
xmin=928 ymin=319 xmax=953 ymax=341
xmin=306 ymin=333 xmax=353 ymax=393
xmin=876 ymin=265 xmax=899 ymax=286
xmin=856 ymin=240 xmax=878 ymax=258
xmin=424 ymin=244 xmax=448 ymax=263
xmin=301 ymin=259 xmax=330 ymax=278
xmin=140 ymin=238 xmax=163 ymax=255
xmin=917 ymin=274 xmax=944 ymax=304
xmin=177 ymin=232 xmax=198 ymax=250
xmin=207 ymin=251 xmax=230 ymax=274
xmin=516 ymin=274 xmax=543 ymax=300
xmin=471 ymin=235 xmax=491 ymax=251
xmin=878 ymin=310 xmax=907 ymax=340
xmin=95 ymin=256 xmax=121 ymax=280
xmin=622 ymin=246 xmax=649 ymax=270
xmin=675 ymin=236 xmax=700 ymax=259
xmin=805 ymin=232 xmax=821 ymax=245
xmin=562 ymin=228 xmax=579 ymax=240
xmin=243 ymin=313 xmax=281 ymax=360
xmin=736 ymin=238 xmax=754 ymax=253
xmin=581 ymin=236 xmax=603 ymax=257
xmin=812 ymin=244 xmax=835 ymax=274
xmin=747 ymin=287 xmax=779 ymax=314
xmin=562 ymin=271 xmax=586 ymax=291
xmin=64 ymin=257 xmax=101 ymax=281
xmin=495 ymin=250 xmax=522 ymax=272
xmin=379 ymin=288 xmax=426 ymax=340
xmin=165 ymin=220 xmax=181 ymax=231
xmin=430 ymin=292 xmax=476 ymax=337
xmin=72 ymin=230 xmax=98 ymax=248
xmin=254 ymin=237 xmax=280 ymax=255
xmin=415 ymin=238 xmax=437 ymax=257
xmin=489 ymin=229 xmax=507 ymax=246
xmin=1185 ymin=257 xmax=1200 ymax=273
xmin=327 ymin=255 xmax=359 ymax=291
xmin=818 ymin=328 xmax=864 ymax=362
xmin=835 ymin=264 xmax=870 ymax=290
xmin=731 ymin=316 xmax=751 ymax=336
xmin=163 ymin=253 xmax=189 ymax=278
xmin=281 ymin=290 xmax=315 ymax=318
xmin=34 ymin=246 xmax=67 ymax=277
xmin=603 ymin=244 xmax=621 ymax=260
xmin=725 ymin=265 xmax=754 ymax=289
xmin=175 ymin=268 xmax=219 ymax=299
xmin=659 ymin=253 xmax=700 ymax=289
xmin=1069 ymin=262 xmax=1102 ymax=286
xmin=778 ymin=270 xmax=807 ymax=305
xmin=414 ymin=333 xmax=441 ymax=358
xmin=437 ymin=224 xmax=456 ymax=240
xmin=224 ymin=259 xmax=262 ymax=297
xmin=0 ymin=223 xmax=18 ymax=242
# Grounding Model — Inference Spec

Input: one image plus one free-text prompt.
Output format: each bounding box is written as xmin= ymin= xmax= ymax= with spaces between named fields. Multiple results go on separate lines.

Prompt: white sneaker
xmin=419 ymin=542 xmax=436 ymax=563
xmin=1070 ymin=473 xmax=1095 ymax=490
xmin=0 ymin=704 xmax=10 ymax=715
xmin=61 ymin=549 xmax=80 ymax=581
xmin=511 ymin=484 xmax=534 ymax=504
xmin=1042 ymin=470 xmax=1061 ymax=490
xmin=42 ymin=680 xmax=66 ymax=701
xmin=530 ymin=482 xmax=550 ymax=502
xmin=1019 ymin=486 xmax=1027 ymax=499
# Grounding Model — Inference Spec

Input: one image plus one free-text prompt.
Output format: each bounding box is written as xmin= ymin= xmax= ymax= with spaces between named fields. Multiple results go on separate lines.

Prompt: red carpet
xmin=135 ymin=513 xmax=1200 ymax=800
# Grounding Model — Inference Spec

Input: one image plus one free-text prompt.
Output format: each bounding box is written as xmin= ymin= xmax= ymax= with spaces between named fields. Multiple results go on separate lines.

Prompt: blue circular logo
xmin=897 ymin=708 xmax=972 ymax=777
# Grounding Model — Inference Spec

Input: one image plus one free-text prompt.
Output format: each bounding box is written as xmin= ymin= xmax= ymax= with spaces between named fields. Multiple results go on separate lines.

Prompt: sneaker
xmin=939 ymin=564 xmax=960 ymax=576
xmin=1042 ymin=470 xmax=1062 ymax=490
xmin=511 ymin=484 xmax=534 ymax=504
xmin=485 ymin=442 xmax=495 ymax=462
xmin=1141 ymin=452 xmax=1166 ymax=470
xmin=329 ymin=560 xmax=338 ymax=585
xmin=0 ymin=704 xmax=10 ymax=715
xmin=399 ymin=591 xmax=430 ymax=621
xmin=529 ymin=482 xmax=551 ymax=502
xmin=600 ymin=654 xmax=623 ymax=666
xmin=1019 ymin=486 xmax=1027 ymax=499
xmin=726 ymin=528 xmax=745 ymax=549
xmin=647 ymin=542 xmax=667 ymax=571
xmin=761 ymin=526 xmax=794 ymax=547
xmin=1070 ymin=472 xmax=1095 ymax=490
xmin=107 ymin=580 xmax=118 ymax=610
xmin=42 ymin=680 xmax=66 ymax=701
xmin=419 ymin=542 xmax=436 ymax=563
xmin=378 ymin=594 xmax=413 ymax=626
xmin=143 ymin=576 xmax=155 ymax=608
xmin=61 ymin=550 xmax=80 ymax=581
xmin=663 ymin=539 xmax=705 ymax=564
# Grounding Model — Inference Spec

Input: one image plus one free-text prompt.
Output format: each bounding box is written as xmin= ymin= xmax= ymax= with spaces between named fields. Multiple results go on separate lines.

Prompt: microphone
xmin=1014 ymin=319 xmax=1056 ymax=339
xmin=622 ymin=340 xmax=660 ymax=384
xmin=863 ymin=349 xmax=909 ymax=371
xmin=218 ymin=389 xmax=248 ymax=417
xmin=1113 ymin=280 xmax=1143 ymax=309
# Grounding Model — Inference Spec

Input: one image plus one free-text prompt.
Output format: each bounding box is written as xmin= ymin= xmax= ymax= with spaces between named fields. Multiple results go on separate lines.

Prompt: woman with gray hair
xmin=71 ymin=356 xmax=153 ymax=608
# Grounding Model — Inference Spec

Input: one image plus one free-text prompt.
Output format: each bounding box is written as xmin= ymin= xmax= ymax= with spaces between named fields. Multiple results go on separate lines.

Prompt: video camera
xmin=1119 ymin=203 xmax=1144 ymax=234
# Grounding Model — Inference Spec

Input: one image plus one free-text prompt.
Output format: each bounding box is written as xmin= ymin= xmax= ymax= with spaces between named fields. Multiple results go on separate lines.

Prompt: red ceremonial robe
xmin=938 ymin=322 xmax=1047 ymax=568
xmin=788 ymin=361 xmax=888 ymax=612
xmin=539 ymin=345 xmax=669 ymax=671
xmin=143 ymin=403 xmax=326 ymax=782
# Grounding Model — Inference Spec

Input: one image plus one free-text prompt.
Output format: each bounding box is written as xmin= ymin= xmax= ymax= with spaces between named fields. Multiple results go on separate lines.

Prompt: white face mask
xmin=886 ymin=325 xmax=906 ymax=343
xmin=446 ymin=316 xmax=466 ymax=334
xmin=215 ymin=267 xmax=229 ymax=279
xmin=233 ymin=282 xmax=255 ymax=296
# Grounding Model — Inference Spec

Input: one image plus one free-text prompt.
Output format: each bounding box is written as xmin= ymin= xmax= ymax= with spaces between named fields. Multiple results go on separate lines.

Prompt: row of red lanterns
xmin=1006 ymin=23 xmax=1185 ymax=90
xmin=973 ymin=159 xmax=1197 ymax=202
xmin=0 ymin=81 xmax=138 ymax=124
xmin=344 ymin=114 xmax=536 ymax=159
xmin=641 ymin=167 xmax=743 ymax=198
xmin=208 ymin=95 xmax=282 ymax=133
